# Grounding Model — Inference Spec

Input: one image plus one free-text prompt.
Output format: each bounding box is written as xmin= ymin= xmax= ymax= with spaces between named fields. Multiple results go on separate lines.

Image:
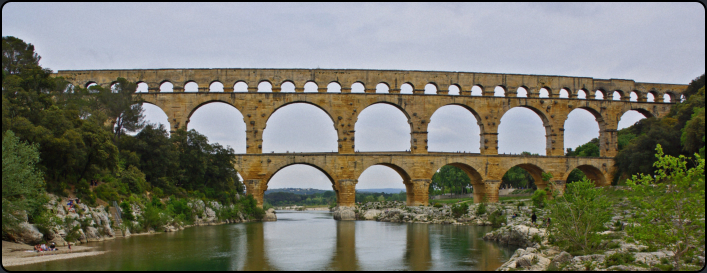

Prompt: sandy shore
xmin=2 ymin=240 xmax=106 ymax=267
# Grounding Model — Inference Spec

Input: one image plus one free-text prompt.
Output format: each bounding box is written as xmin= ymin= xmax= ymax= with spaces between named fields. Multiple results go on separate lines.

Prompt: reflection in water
xmin=328 ymin=221 xmax=359 ymax=270
xmin=241 ymin=223 xmax=271 ymax=271
xmin=7 ymin=211 xmax=516 ymax=271
xmin=405 ymin=223 xmax=432 ymax=271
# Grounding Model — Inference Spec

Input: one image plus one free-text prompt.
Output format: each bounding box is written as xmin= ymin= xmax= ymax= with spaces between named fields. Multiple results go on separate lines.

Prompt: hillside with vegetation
xmin=2 ymin=36 xmax=266 ymax=245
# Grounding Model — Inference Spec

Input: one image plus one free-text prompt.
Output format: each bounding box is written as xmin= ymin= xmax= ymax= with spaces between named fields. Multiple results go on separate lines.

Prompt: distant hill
xmin=356 ymin=188 xmax=406 ymax=194
xmin=264 ymin=188 xmax=331 ymax=195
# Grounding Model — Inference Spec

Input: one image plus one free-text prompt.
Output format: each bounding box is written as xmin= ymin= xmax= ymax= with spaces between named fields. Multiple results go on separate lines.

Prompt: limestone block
xmin=14 ymin=222 xmax=44 ymax=245
xmin=362 ymin=209 xmax=382 ymax=220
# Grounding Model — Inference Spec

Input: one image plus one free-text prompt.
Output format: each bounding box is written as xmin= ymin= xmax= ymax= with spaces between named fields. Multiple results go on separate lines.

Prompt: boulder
xmin=515 ymin=257 xmax=531 ymax=268
xmin=84 ymin=226 xmax=102 ymax=241
xmin=362 ymin=209 xmax=381 ymax=220
xmin=550 ymin=251 xmax=572 ymax=268
xmin=13 ymin=222 xmax=44 ymax=245
xmin=262 ymin=208 xmax=277 ymax=222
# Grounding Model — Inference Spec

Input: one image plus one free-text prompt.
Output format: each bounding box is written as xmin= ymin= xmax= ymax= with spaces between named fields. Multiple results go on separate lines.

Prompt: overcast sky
xmin=3 ymin=3 xmax=704 ymax=191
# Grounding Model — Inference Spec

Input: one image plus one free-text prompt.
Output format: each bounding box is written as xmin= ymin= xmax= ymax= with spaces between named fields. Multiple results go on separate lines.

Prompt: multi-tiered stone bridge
xmin=54 ymin=69 xmax=686 ymax=209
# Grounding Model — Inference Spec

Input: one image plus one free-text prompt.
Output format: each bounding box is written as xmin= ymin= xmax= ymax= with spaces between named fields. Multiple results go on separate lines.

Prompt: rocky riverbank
xmin=350 ymin=200 xmax=501 ymax=225
xmin=3 ymin=193 xmax=276 ymax=266
xmin=349 ymin=199 xmax=705 ymax=271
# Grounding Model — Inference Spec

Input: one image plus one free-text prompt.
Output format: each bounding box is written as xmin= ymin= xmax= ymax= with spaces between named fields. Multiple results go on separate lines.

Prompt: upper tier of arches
xmin=57 ymin=68 xmax=688 ymax=103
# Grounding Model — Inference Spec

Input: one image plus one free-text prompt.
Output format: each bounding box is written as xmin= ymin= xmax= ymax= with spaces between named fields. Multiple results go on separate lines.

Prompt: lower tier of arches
xmin=235 ymin=153 xmax=615 ymax=209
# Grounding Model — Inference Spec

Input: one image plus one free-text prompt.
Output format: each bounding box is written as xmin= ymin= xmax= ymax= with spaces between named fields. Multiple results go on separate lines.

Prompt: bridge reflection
xmin=237 ymin=212 xmax=513 ymax=270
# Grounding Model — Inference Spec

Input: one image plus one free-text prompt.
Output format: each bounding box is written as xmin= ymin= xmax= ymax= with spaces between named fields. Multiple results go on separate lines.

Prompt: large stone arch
xmin=265 ymin=101 xmax=337 ymax=127
xmin=564 ymin=163 xmax=609 ymax=187
xmin=356 ymin=162 xmax=414 ymax=205
xmin=438 ymin=162 xmax=486 ymax=203
xmin=498 ymin=105 xmax=551 ymax=155
xmin=427 ymin=103 xmax=485 ymax=152
xmin=186 ymin=99 xmax=244 ymax=128
xmin=140 ymin=101 xmax=172 ymax=130
xmin=353 ymin=101 xmax=413 ymax=151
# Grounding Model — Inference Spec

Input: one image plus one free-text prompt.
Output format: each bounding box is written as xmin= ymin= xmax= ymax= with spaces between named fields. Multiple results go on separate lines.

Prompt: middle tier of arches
xmin=141 ymin=92 xmax=672 ymax=157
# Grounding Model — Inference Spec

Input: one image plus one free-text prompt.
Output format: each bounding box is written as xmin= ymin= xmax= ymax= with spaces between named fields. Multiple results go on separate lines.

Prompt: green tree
xmin=92 ymin=77 xmax=145 ymax=140
xmin=430 ymin=165 xmax=471 ymax=195
xmin=680 ymin=88 xmax=705 ymax=155
xmin=2 ymin=130 xmax=45 ymax=232
xmin=501 ymin=166 xmax=534 ymax=189
xmin=566 ymin=138 xmax=600 ymax=157
xmin=2 ymin=36 xmax=41 ymax=75
xmin=625 ymin=145 xmax=705 ymax=271
xmin=546 ymin=178 xmax=612 ymax=255
xmin=531 ymin=189 xmax=547 ymax=208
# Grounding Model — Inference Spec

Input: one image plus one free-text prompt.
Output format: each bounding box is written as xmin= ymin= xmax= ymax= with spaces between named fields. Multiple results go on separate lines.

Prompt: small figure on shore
xmin=512 ymin=213 xmax=517 ymax=219
xmin=531 ymin=212 xmax=537 ymax=225
xmin=50 ymin=242 xmax=57 ymax=251
xmin=67 ymin=241 xmax=72 ymax=252
xmin=545 ymin=217 xmax=551 ymax=227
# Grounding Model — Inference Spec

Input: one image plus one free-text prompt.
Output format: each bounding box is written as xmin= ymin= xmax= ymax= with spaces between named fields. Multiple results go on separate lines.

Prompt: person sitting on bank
xmin=531 ymin=212 xmax=537 ymax=226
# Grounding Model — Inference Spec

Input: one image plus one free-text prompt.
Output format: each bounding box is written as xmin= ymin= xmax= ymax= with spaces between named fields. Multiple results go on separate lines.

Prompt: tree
xmin=680 ymin=88 xmax=705 ymax=155
xmin=546 ymin=178 xmax=612 ymax=255
xmin=2 ymin=36 xmax=41 ymax=75
xmin=625 ymin=145 xmax=705 ymax=271
xmin=92 ymin=77 xmax=145 ymax=140
xmin=2 ymin=130 xmax=45 ymax=232
xmin=430 ymin=165 xmax=471 ymax=195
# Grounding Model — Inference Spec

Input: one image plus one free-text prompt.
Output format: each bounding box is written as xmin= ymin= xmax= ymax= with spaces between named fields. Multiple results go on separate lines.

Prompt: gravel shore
xmin=2 ymin=240 xmax=106 ymax=267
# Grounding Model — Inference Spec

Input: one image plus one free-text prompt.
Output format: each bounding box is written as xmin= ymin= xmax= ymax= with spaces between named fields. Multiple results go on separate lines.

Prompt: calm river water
xmin=9 ymin=211 xmax=517 ymax=271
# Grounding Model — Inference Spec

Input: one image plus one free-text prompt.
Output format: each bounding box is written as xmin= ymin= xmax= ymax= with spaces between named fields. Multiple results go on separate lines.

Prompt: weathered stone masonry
xmin=55 ymin=68 xmax=687 ymax=208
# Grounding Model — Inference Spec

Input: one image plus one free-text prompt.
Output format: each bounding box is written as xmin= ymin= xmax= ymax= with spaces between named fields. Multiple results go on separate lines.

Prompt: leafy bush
xmin=120 ymin=165 xmax=148 ymax=194
xmin=531 ymin=189 xmax=546 ymax=208
xmin=475 ymin=202 xmax=487 ymax=216
xmin=140 ymin=203 xmax=167 ymax=231
xmin=604 ymin=252 xmax=635 ymax=267
xmin=546 ymin=178 xmax=612 ymax=255
xmin=432 ymin=202 xmax=443 ymax=208
xmin=488 ymin=209 xmax=507 ymax=227
xmin=75 ymin=179 xmax=97 ymax=206
xmin=95 ymin=183 xmax=119 ymax=202
xmin=451 ymin=203 xmax=469 ymax=218
xmin=119 ymin=201 xmax=134 ymax=221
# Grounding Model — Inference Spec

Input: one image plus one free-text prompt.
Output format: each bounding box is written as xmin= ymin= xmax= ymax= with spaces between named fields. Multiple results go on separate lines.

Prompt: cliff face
xmin=7 ymin=194 xmax=270 ymax=246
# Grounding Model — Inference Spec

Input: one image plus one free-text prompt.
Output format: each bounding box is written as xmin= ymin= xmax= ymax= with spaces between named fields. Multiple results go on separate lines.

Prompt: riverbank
xmin=2 ymin=193 xmax=276 ymax=267
xmin=2 ymin=240 xmax=105 ymax=267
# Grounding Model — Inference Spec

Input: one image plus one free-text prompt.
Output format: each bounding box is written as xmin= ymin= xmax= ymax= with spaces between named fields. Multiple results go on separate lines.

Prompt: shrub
xmin=451 ymin=203 xmax=469 ymax=218
xmin=119 ymin=201 xmax=134 ymax=221
xmin=141 ymin=203 xmax=167 ymax=231
xmin=95 ymin=183 xmax=119 ymax=202
xmin=488 ymin=209 xmax=507 ymax=227
xmin=604 ymin=252 xmax=635 ymax=267
xmin=475 ymin=202 xmax=487 ymax=216
xmin=252 ymin=207 xmax=265 ymax=220
xmin=433 ymin=203 xmax=443 ymax=208
xmin=531 ymin=189 xmax=547 ymax=208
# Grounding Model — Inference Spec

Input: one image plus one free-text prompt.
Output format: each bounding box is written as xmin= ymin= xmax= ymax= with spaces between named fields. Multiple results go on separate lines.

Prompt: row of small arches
xmin=90 ymin=80 xmax=683 ymax=103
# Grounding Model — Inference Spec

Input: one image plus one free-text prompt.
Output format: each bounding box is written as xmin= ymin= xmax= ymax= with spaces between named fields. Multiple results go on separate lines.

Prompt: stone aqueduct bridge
xmin=55 ymin=69 xmax=687 ymax=208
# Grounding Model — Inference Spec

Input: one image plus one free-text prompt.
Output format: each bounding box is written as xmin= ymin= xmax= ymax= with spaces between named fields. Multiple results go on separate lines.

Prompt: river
xmin=8 ymin=210 xmax=517 ymax=271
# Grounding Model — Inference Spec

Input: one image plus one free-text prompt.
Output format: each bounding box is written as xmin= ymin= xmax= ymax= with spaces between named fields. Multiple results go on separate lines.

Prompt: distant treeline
xmin=263 ymin=190 xmax=407 ymax=207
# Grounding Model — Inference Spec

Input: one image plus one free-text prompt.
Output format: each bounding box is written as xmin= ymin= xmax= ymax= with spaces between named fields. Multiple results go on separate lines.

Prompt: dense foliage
xmin=429 ymin=165 xmax=471 ymax=195
xmin=546 ymin=178 xmax=613 ymax=255
xmin=625 ymin=145 xmax=705 ymax=271
xmin=1 ymin=36 xmax=254 ymax=238
xmin=2 ymin=131 xmax=45 ymax=232
xmin=613 ymin=75 xmax=705 ymax=182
